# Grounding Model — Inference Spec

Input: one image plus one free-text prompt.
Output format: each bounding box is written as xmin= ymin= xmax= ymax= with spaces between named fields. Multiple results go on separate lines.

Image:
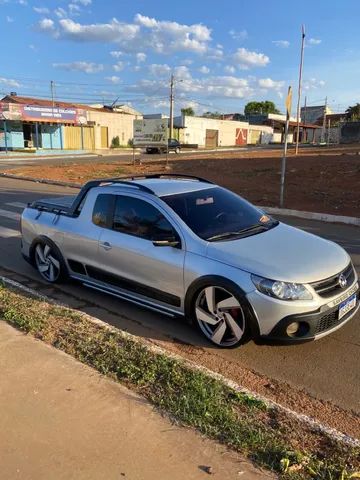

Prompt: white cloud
xmin=68 ymin=3 xmax=81 ymax=15
xmin=308 ymin=38 xmax=321 ymax=45
xmin=58 ymin=18 xmax=140 ymax=44
xmin=53 ymin=61 xmax=103 ymax=73
xmin=304 ymin=78 xmax=325 ymax=90
xmin=113 ymin=61 xmax=125 ymax=72
xmin=29 ymin=44 xmax=37 ymax=51
xmin=110 ymin=50 xmax=123 ymax=58
xmin=6 ymin=15 xmax=14 ymax=22
xmin=18 ymin=0 xmax=27 ymax=5
xmin=54 ymin=7 xmax=67 ymax=18
xmin=258 ymin=77 xmax=285 ymax=90
xmin=148 ymin=63 xmax=171 ymax=76
xmin=0 ymin=77 xmax=21 ymax=88
xmin=174 ymin=65 xmax=192 ymax=80
xmin=39 ymin=14 xmax=213 ymax=55
xmin=37 ymin=18 xmax=56 ymax=32
xmin=33 ymin=6 xmax=49 ymax=14
xmin=233 ymin=47 xmax=270 ymax=69
xmin=272 ymin=40 xmax=290 ymax=48
xmin=73 ymin=0 xmax=91 ymax=4
xmin=198 ymin=65 xmax=210 ymax=74
xmin=136 ymin=52 xmax=146 ymax=63
xmin=105 ymin=76 xmax=121 ymax=84
xmin=229 ymin=29 xmax=248 ymax=41
xmin=224 ymin=65 xmax=236 ymax=74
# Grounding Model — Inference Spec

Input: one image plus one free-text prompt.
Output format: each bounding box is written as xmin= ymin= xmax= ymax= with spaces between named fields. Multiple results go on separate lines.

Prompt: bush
xmin=111 ymin=136 xmax=120 ymax=148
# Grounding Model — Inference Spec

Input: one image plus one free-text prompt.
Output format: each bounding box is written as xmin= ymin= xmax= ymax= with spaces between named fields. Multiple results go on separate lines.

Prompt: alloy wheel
xmin=195 ymin=286 xmax=245 ymax=347
xmin=35 ymin=244 xmax=61 ymax=282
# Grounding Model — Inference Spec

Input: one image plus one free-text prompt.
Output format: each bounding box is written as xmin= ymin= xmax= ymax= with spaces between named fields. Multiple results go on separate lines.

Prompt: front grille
xmin=311 ymin=263 xmax=356 ymax=298
xmin=314 ymin=295 xmax=358 ymax=334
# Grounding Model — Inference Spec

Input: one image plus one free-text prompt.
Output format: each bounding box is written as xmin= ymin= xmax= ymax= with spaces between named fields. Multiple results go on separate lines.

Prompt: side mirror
xmin=152 ymin=237 xmax=180 ymax=248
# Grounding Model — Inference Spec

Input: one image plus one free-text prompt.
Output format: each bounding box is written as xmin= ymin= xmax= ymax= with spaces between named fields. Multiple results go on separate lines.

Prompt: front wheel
xmin=193 ymin=285 xmax=248 ymax=348
xmin=175 ymin=147 xmax=180 ymax=154
xmin=34 ymin=240 xmax=67 ymax=283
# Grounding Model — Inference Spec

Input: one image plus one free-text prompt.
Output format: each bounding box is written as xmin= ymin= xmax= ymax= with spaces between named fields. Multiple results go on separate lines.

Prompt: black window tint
xmin=162 ymin=187 xmax=273 ymax=240
xmin=92 ymin=194 xmax=113 ymax=227
xmin=113 ymin=196 xmax=174 ymax=241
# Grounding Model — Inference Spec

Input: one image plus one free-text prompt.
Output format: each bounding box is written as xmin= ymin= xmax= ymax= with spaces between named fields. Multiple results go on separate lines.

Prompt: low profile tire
xmin=192 ymin=284 xmax=250 ymax=348
xmin=33 ymin=239 xmax=67 ymax=284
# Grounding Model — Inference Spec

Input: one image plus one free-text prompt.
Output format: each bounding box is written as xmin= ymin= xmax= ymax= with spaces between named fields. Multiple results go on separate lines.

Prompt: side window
xmin=92 ymin=194 xmax=113 ymax=227
xmin=112 ymin=196 xmax=175 ymax=241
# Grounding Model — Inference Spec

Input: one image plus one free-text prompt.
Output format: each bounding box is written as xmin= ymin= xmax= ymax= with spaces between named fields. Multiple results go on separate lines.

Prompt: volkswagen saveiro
xmin=21 ymin=174 xmax=359 ymax=348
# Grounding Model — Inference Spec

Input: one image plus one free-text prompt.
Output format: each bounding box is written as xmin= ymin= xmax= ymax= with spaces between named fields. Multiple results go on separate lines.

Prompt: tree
xmin=244 ymin=101 xmax=280 ymax=116
xmin=202 ymin=111 xmax=223 ymax=119
xmin=345 ymin=103 xmax=360 ymax=121
xmin=181 ymin=107 xmax=195 ymax=116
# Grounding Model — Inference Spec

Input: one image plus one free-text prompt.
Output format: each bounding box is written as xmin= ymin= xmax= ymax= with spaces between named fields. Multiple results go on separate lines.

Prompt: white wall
xmin=86 ymin=110 xmax=137 ymax=148
xmin=179 ymin=116 xmax=249 ymax=147
xmin=247 ymin=125 xmax=273 ymax=144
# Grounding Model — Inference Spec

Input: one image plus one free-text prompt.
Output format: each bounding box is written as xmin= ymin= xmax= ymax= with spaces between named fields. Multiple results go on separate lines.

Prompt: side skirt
xmin=70 ymin=275 xmax=183 ymax=318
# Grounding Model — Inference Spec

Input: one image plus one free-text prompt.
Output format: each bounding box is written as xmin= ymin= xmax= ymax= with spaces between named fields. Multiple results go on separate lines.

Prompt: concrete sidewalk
xmin=0 ymin=322 xmax=270 ymax=480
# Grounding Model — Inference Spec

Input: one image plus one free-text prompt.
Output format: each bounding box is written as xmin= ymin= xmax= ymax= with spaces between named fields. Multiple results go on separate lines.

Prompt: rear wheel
xmin=34 ymin=240 xmax=67 ymax=283
xmin=193 ymin=285 xmax=248 ymax=348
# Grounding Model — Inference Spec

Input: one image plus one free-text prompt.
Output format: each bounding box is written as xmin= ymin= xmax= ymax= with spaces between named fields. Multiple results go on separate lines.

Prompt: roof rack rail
xmin=70 ymin=177 xmax=155 ymax=215
xmin=128 ymin=174 xmax=214 ymax=184
xmin=70 ymin=174 xmax=213 ymax=216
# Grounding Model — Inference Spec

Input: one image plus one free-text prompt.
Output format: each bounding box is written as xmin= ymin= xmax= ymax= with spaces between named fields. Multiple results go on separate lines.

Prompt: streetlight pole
xmin=169 ymin=74 xmax=174 ymax=140
xmin=295 ymin=25 xmax=306 ymax=155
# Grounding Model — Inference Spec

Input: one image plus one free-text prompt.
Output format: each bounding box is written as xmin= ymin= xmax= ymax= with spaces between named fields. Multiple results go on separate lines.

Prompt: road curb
xmin=259 ymin=206 xmax=360 ymax=227
xmin=0 ymin=173 xmax=81 ymax=189
xmin=0 ymin=273 xmax=359 ymax=448
xmin=1 ymin=173 xmax=359 ymax=226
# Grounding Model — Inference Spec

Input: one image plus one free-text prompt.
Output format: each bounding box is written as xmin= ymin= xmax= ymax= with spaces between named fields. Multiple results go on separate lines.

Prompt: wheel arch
xmin=184 ymin=275 xmax=260 ymax=337
xmin=29 ymin=235 xmax=64 ymax=264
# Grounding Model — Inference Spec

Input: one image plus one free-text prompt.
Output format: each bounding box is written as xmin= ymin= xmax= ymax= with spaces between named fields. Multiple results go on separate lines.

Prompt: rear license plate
xmin=339 ymin=294 xmax=357 ymax=320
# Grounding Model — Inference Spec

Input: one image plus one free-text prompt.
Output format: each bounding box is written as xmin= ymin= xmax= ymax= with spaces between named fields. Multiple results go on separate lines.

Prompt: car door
xmin=94 ymin=193 xmax=185 ymax=310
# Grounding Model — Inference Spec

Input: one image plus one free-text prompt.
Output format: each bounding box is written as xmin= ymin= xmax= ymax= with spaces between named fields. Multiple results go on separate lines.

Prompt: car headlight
xmin=251 ymin=274 xmax=313 ymax=301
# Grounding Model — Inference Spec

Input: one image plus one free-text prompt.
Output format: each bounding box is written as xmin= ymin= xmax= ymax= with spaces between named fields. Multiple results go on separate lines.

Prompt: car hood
xmin=206 ymin=223 xmax=350 ymax=283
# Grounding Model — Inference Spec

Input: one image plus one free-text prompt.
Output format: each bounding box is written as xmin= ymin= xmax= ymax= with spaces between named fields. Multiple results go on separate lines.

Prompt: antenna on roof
xmin=111 ymin=96 xmax=120 ymax=108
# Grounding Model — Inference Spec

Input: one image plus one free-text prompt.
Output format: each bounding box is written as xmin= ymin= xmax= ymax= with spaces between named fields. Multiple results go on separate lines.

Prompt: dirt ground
xmin=5 ymin=146 xmax=360 ymax=217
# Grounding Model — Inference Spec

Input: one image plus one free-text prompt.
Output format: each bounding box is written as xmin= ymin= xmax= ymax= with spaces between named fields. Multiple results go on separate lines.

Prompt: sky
xmin=1 ymin=0 xmax=359 ymax=115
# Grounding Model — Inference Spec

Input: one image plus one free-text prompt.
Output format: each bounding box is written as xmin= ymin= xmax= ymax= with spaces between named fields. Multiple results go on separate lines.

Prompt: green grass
xmin=0 ymin=284 xmax=359 ymax=480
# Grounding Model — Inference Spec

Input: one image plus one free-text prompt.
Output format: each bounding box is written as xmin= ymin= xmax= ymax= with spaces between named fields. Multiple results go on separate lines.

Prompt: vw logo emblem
xmin=339 ymin=274 xmax=347 ymax=289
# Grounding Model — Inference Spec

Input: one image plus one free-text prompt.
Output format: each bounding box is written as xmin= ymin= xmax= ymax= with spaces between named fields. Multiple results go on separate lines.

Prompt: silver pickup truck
xmin=21 ymin=174 xmax=359 ymax=348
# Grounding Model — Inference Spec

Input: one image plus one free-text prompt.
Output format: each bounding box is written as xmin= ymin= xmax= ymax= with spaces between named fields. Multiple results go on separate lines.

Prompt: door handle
xmin=100 ymin=241 xmax=112 ymax=251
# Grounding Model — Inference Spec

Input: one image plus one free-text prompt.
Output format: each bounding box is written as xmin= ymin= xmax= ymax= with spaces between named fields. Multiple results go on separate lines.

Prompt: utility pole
xmin=295 ymin=25 xmax=306 ymax=155
xmin=50 ymin=80 xmax=55 ymax=111
xmin=50 ymin=80 xmax=55 ymax=150
xmin=321 ymin=96 xmax=327 ymax=143
xmin=280 ymin=86 xmax=293 ymax=208
xmin=169 ymin=74 xmax=174 ymax=140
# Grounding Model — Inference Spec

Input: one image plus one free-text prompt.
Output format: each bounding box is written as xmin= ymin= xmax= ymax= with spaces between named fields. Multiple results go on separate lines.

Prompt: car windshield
xmin=162 ymin=187 xmax=278 ymax=241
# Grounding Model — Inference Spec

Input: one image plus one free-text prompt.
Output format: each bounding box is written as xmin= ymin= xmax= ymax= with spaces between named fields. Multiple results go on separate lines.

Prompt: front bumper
xmin=266 ymin=291 xmax=359 ymax=342
xmin=247 ymin=281 xmax=359 ymax=343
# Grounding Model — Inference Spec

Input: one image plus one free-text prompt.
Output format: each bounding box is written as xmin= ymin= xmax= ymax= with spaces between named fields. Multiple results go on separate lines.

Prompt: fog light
xmin=286 ymin=322 xmax=300 ymax=336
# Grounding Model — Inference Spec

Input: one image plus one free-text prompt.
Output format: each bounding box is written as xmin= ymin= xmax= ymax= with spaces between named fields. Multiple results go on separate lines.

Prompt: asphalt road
xmin=0 ymin=177 xmax=359 ymax=414
xmin=0 ymin=148 xmax=243 ymax=170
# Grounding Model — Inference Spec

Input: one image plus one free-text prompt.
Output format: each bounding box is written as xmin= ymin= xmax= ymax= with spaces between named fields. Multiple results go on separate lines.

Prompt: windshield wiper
xmin=206 ymin=223 xmax=273 ymax=242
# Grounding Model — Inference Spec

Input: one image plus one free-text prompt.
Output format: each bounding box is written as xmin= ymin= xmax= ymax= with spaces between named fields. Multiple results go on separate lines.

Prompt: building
xmin=300 ymin=104 xmax=333 ymax=125
xmin=174 ymin=115 xmax=272 ymax=148
xmin=0 ymin=94 xmax=141 ymax=151
xmin=248 ymin=112 xmax=321 ymax=143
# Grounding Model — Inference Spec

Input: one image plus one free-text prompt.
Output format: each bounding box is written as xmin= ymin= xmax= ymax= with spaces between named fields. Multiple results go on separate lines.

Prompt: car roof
xmin=112 ymin=178 xmax=215 ymax=197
